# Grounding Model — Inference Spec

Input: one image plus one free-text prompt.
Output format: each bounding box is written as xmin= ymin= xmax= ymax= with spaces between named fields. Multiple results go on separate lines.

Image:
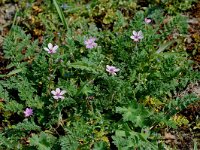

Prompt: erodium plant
xmin=44 ymin=43 xmax=59 ymax=54
xmin=0 ymin=8 xmax=199 ymax=150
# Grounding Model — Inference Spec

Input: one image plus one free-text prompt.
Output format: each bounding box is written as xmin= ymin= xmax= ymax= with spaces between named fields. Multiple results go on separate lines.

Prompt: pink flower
xmin=84 ymin=37 xmax=97 ymax=49
xmin=106 ymin=65 xmax=120 ymax=75
xmin=145 ymin=18 xmax=151 ymax=24
xmin=51 ymin=88 xmax=66 ymax=100
xmin=24 ymin=108 xmax=33 ymax=117
xmin=130 ymin=30 xmax=144 ymax=42
xmin=44 ymin=43 xmax=58 ymax=54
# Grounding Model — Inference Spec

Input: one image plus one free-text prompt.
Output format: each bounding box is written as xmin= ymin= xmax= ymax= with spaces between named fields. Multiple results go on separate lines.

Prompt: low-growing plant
xmin=148 ymin=0 xmax=198 ymax=14
xmin=0 ymin=4 xmax=199 ymax=150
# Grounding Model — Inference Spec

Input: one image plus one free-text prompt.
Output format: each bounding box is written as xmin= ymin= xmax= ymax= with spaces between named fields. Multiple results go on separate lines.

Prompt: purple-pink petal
xmin=132 ymin=31 xmax=137 ymax=36
xmin=59 ymin=96 xmax=65 ymax=99
xmin=48 ymin=43 xmax=53 ymax=49
xmin=52 ymin=45 xmax=59 ymax=51
xmin=51 ymin=90 xmax=56 ymax=95
xmin=55 ymin=88 xmax=61 ymax=93
xmin=138 ymin=31 xmax=143 ymax=38
xmin=44 ymin=47 xmax=49 ymax=51
xmin=145 ymin=18 xmax=151 ymax=24
xmin=115 ymin=68 xmax=120 ymax=72
xmin=60 ymin=90 xmax=66 ymax=95
xmin=130 ymin=35 xmax=135 ymax=40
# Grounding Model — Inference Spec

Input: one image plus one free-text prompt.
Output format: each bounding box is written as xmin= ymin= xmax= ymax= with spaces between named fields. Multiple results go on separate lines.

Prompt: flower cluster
xmin=44 ymin=43 xmax=58 ymax=54
xmin=130 ymin=30 xmax=144 ymax=42
xmin=51 ymin=88 xmax=66 ymax=100
xmin=24 ymin=108 xmax=33 ymax=117
xmin=25 ymin=18 xmax=151 ymax=118
xmin=84 ymin=37 xmax=97 ymax=49
xmin=106 ymin=65 xmax=120 ymax=75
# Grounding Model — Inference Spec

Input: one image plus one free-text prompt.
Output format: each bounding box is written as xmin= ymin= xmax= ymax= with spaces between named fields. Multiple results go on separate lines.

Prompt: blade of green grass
xmin=53 ymin=0 xmax=68 ymax=30
xmin=11 ymin=8 xmax=19 ymax=29
xmin=193 ymin=139 xmax=198 ymax=150
xmin=156 ymin=40 xmax=175 ymax=54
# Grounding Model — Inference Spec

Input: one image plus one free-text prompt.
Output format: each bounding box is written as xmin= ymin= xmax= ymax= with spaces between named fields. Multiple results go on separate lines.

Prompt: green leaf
xmin=0 ymin=68 xmax=23 ymax=78
xmin=116 ymin=103 xmax=151 ymax=127
xmin=12 ymin=120 xmax=41 ymax=131
xmin=4 ymin=100 xmax=23 ymax=112
xmin=67 ymin=60 xmax=101 ymax=74
xmin=29 ymin=132 xmax=56 ymax=150
xmin=115 ymin=130 xmax=126 ymax=137
xmin=93 ymin=141 xmax=108 ymax=150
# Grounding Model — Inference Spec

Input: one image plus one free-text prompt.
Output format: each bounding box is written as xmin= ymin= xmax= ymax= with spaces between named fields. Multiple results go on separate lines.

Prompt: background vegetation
xmin=0 ymin=0 xmax=199 ymax=149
